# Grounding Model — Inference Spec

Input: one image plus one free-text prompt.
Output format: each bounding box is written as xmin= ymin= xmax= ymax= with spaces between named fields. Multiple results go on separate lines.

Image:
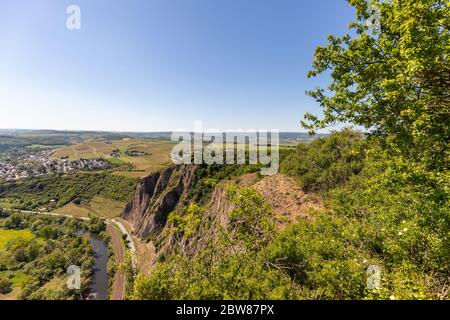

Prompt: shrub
xmin=0 ymin=277 xmax=13 ymax=294
xmin=281 ymin=129 xmax=366 ymax=192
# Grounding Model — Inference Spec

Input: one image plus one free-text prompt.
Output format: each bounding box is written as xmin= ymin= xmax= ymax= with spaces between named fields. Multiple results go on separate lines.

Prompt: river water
xmin=88 ymin=234 xmax=109 ymax=300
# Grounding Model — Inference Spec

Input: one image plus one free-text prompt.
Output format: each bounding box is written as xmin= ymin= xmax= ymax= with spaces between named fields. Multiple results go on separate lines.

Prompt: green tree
xmin=303 ymin=0 xmax=449 ymax=170
xmin=88 ymin=216 xmax=106 ymax=234
xmin=2 ymin=213 xmax=25 ymax=230
xmin=281 ymin=129 xmax=366 ymax=192
xmin=0 ymin=277 xmax=13 ymax=294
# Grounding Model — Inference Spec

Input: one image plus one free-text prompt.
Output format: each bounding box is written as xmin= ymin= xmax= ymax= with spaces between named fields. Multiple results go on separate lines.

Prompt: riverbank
xmin=0 ymin=208 xmax=134 ymax=300
xmin=87 ymin=233 xmax=109 ymax=300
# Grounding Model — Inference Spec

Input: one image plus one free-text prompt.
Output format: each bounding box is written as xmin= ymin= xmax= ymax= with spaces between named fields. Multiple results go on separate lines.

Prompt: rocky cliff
xmin=121 ymin=164 xmax=198 ymax=238
xmin=159 ymin=181 xmax=235 ymax=258
xmin=122 ymin=165 xmax=320 ymax=264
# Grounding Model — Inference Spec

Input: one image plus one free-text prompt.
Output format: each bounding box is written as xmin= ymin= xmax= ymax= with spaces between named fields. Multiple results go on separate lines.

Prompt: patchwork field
xmin=51 ymin=139 xmax=174 ymax=178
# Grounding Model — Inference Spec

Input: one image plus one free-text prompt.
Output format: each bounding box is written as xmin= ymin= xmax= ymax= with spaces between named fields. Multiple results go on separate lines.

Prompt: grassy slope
xmin=53 ymin=202 xmax=95 ymax=218
xmin=89 ymin=196 xmax=126 ymax=218
xmin=54 ymin=196 xmax=126 ymax=219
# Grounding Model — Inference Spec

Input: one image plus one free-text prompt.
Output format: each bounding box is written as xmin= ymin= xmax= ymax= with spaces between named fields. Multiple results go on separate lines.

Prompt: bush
xmin=0 ymin=173 xmax=137 ymax=210
xmin=0 ymin=209 xmax=11 ymax=218
xmin=2 ymin=213 xmax=27 ymax=230
xmin=281 ymin=129 xmax=366 ymax=192
xmin=88 ymin=216 xmax=106 ymax=234
xmin=0 ymin=277 xmax=13 ymax=294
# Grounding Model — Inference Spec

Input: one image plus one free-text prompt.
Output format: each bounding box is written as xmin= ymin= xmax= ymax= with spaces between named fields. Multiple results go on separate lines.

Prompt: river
xmin=88 ymin=233 xmax=109 ymax=300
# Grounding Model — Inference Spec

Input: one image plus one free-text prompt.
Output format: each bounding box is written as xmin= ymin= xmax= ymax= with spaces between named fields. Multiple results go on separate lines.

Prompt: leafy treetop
xmin=303 ymin=0 xmax=449 ymax=170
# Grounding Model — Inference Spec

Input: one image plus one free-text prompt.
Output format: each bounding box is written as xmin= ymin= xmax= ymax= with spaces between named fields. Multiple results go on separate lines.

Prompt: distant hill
xmin=0 ymin=129 xmax=327 ymax=145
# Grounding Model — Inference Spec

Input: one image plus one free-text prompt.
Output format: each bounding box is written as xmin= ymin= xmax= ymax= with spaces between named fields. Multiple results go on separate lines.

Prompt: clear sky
xmin=0 ymin=0 xmax=355 ymax=132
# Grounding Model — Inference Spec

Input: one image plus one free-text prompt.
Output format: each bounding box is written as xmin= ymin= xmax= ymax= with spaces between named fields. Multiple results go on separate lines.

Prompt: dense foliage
xmin=0 ymin=173 xmax=137 ymax=210
xmin=274 ymin=133 xmax=448 ymax=299
xmin=291 ymin=0 xmax=449 ymax=298
xmin=281 ymin=129 xmax=366 ymax=192
xmin=0 ymin=213 xmax=95 ymax=300
xmin=303 ymin=0 xmax=449 ymax=172
xmin=189 ymin=163 xmax=262 ymax=204
xmin=130 ymin=0 xmax=449 ymax=300
xmin=132 ymin=184 xmax=297 ymax=300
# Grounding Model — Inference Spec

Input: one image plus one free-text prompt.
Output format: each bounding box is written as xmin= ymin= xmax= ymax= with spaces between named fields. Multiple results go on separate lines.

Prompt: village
xmin=0 ymin=149 xmax=111 ymax=181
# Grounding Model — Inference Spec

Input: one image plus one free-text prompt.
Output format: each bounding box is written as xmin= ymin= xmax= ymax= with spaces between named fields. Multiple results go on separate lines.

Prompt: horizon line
xmin=0 ymin=128 xmax=321 ymax=134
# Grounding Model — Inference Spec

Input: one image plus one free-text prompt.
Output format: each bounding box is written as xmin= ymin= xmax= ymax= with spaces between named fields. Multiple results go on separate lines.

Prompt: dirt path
xmin=106 ymin=222 xmax=126 ymax=300
xmin=16 ymin=210 xmax=90 ymax=221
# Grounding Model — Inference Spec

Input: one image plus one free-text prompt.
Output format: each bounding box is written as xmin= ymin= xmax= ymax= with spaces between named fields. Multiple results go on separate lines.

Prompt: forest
xmin=0 ymin=212 xmax=104 ymax=299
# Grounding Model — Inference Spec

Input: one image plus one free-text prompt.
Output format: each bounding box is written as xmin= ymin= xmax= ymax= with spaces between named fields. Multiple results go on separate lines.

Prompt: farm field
xmin=53 ymin=202 xmax=95 ymax=218
xmin=88 ymin=196 xmax=126 ymax=218
xmin=51 ymin=139 xmax=174 ymax=178
xmin=53 ymin=196 xmax=126 ymax=219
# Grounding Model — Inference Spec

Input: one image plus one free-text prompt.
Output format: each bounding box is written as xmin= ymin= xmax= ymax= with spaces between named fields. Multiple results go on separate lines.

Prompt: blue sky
xmin=0 ymin=0 xmax=355 ymax=132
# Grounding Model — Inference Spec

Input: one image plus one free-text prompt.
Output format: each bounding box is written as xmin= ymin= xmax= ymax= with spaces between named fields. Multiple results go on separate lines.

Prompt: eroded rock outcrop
xmin=121 ymin=165 xmax=198 ymax=238
xmin=159 ymin=182 xmax=235 ymax=258
xmin=123 ymin=166 xmax=321 ymax=265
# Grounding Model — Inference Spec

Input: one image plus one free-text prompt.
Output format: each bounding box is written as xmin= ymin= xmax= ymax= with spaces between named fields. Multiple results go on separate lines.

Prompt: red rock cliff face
xmin=121 ymin=165 xmax=198 ymax=238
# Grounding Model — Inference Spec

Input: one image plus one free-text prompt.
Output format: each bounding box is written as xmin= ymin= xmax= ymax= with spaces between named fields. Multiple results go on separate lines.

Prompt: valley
xmin=1 ymin=0 xmax=448 ymax=305
xmin=1 ymin=127 xmax=448 ymax=300
xmin=0 ymin=130 xmax=327 ymax=300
